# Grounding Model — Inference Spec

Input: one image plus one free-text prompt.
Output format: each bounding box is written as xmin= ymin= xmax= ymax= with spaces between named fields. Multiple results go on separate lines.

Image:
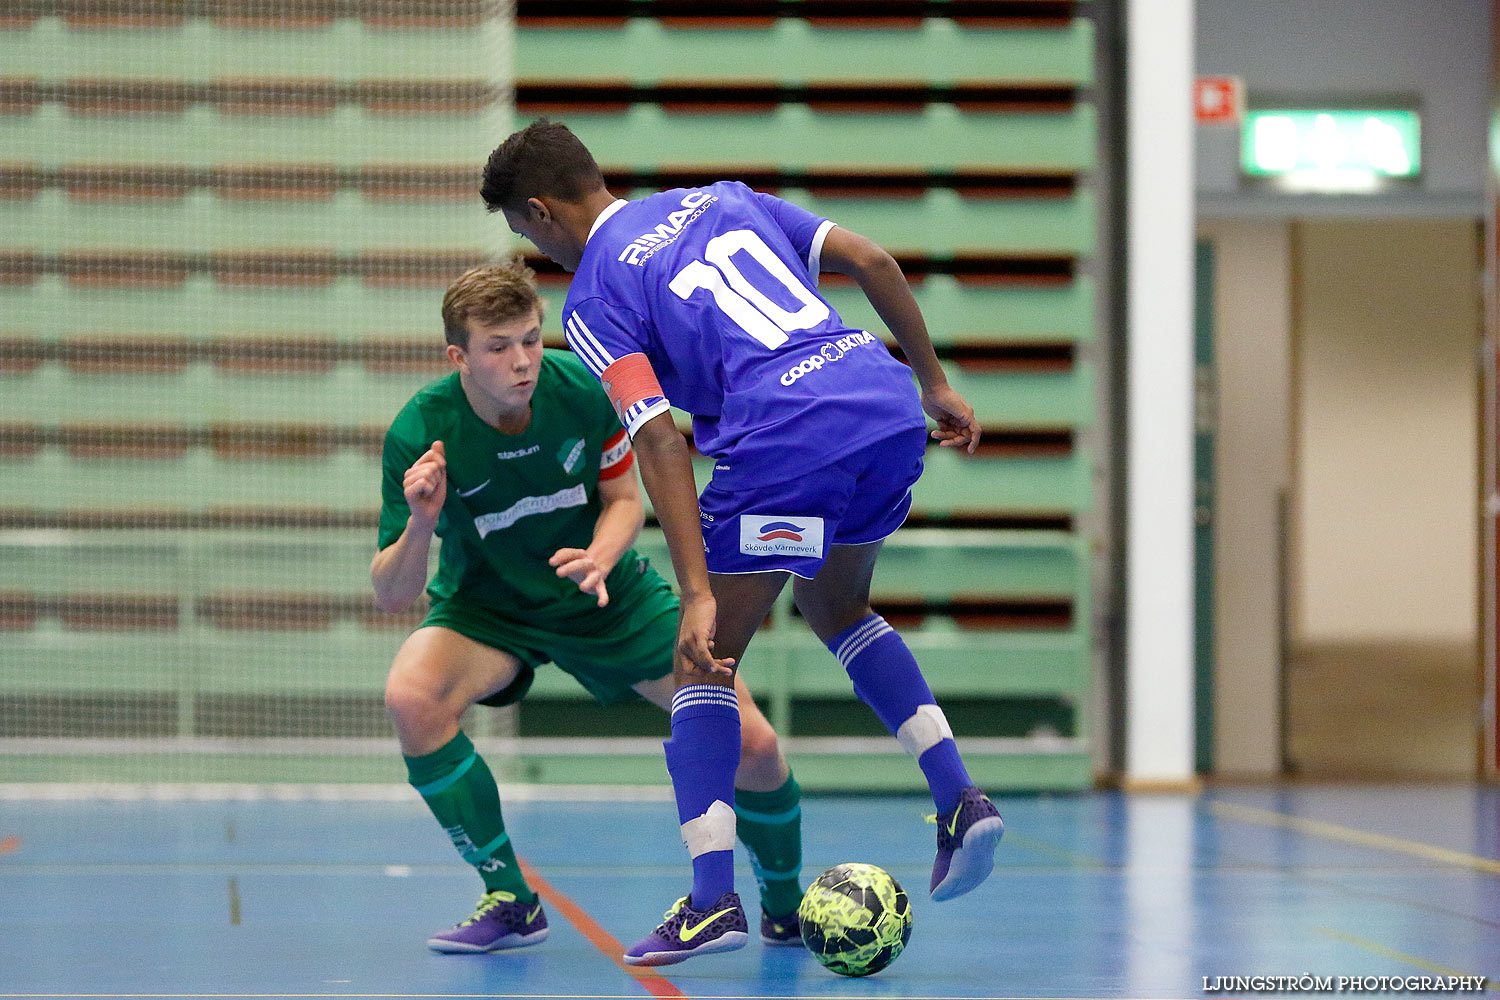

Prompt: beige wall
xmin=1200 ymin=218 xmax=1480 ymax=776
xmin=1199 ymin=221 xmax=1293 ymax=776
xmin=1293 ymin=220 xmax=1481 ymax=645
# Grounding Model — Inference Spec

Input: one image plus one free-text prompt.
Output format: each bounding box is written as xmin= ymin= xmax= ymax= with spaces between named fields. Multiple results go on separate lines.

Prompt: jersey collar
xmin=586 ymin=198 xmax=629 ymax=244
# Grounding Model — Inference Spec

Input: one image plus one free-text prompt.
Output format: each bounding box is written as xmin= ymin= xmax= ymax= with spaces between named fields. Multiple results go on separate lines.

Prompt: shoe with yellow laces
xmin=623 ymin=890 xmax=748 ymax=966
xmin=427 ymin=890 xmax=549 ymax=953
xmin=929 ymin=786 xmax=1005 ymax=902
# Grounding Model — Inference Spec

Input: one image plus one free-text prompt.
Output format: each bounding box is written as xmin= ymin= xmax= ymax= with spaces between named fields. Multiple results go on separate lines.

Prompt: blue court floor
xmin=1 ymin=784 xmax=1497 ymax=999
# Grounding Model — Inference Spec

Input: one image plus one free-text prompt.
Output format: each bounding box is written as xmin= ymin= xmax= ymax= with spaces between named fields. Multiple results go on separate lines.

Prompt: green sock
xmin=735 ymin=773 xmax=804 ymax=917
xmin=405 ymin=731 xmax=534 ymax=902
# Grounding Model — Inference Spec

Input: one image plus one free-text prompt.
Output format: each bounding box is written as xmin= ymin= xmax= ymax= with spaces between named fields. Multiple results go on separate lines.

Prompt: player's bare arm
xmin=371 ymin=440 xmax=447 ymax=613
xmin=630 ymin=411 xmax=735 ymax=679
xmin=548 ymin=464 xmax=644 ymax=608
xmin=819 ymin=227 xmax=982 ymax=454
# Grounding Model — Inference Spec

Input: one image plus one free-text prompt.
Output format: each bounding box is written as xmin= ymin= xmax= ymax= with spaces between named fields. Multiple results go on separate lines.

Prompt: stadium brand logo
xmin=496 ymin=444 xmax=540 ymax=461
xmin=618 ymin=190 xmax=718 ymax=266
xmin=779 ymin=331 xmax=878 ymax=386
xmin=739 ymin=514 xmax=824 ymax=558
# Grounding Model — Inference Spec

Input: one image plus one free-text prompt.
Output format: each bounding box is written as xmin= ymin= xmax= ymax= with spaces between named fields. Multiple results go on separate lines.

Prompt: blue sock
xmin=664 ymin=683 xmax=741 ymax=910
xmin=830 ymin=614 xmax=972 ymax=813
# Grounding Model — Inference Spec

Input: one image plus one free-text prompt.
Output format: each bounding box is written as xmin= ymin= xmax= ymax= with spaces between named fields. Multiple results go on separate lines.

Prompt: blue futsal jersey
xmin=561 ymin=181 xmax=924 ymax=490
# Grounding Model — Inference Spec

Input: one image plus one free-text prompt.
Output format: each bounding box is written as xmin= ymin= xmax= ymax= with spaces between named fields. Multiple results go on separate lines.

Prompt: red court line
xmin=0 ymin=836 xmax=19 ymax=855
xmin=517 ymin=855 xmax=687 ymax=1000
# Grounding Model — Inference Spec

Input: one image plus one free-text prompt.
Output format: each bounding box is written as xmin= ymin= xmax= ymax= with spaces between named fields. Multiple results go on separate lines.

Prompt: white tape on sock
xmin=895 ymin=704 xmax=954 ymax=758
xmin=681 ymin=799 xmax=737 ymax=858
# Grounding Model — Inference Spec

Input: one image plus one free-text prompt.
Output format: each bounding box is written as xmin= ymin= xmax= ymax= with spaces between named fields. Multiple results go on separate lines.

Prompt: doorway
xmin=1284 ymin=218 xmax=1482 ymax=779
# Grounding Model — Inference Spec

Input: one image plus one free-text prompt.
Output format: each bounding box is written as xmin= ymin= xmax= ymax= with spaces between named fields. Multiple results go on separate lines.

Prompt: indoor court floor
xmin=1 ymin=784 xmax=1497 ymax=999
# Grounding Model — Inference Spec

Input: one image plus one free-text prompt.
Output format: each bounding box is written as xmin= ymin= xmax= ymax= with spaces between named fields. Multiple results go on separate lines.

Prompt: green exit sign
xmin=1242 ymin=109 xmax=1421 ymax=189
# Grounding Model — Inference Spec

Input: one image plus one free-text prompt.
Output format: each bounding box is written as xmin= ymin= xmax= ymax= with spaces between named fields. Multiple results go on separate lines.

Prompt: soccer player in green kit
xmin=372 ymin=260 xmax=805 ymax=954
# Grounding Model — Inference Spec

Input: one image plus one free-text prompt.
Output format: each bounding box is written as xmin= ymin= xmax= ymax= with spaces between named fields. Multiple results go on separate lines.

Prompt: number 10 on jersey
xmin=668 ymin=229 xmax=830 ymax=350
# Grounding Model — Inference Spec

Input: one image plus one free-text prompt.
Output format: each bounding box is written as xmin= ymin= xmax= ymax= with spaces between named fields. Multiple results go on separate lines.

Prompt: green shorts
xmin=418 ymin=571 xmax=679 ymax=708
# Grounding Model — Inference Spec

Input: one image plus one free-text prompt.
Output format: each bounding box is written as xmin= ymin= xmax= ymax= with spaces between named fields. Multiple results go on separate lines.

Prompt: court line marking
xmin=1295 ymin=870 xmax=1500 ymax=931
xmin=1000 ymin=832 xmax=1109 ymax=870
xmin=1209 ymin=800 xmax=1500 ymax=874
xmin=0 ymin=783 xmax=674 ymax=803
xmin=1314 ymin=927 xmax=1497 ymax=991
xmin=515 ymin=856 xmax=686 ymax=1000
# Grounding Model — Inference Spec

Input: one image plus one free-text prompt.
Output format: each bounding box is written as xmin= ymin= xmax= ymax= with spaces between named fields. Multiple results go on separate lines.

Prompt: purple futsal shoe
xmin=930 ymin=786 xmax=1005 ymax=901
xmin=623 ymin=891 xmax=749 ymax=966
xmin=759 ymin=908 xmax=804 ymax=947
xmin=427 ymin=890 xmax=549 ymax=953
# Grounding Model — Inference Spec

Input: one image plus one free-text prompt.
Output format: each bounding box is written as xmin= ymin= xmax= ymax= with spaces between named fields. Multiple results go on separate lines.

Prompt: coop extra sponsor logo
xmin=779 ymin=331 xmax=878 ymax=386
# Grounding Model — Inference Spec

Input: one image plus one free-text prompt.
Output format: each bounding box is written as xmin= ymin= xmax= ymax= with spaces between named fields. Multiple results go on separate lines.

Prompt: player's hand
xmin=676 ymin=592 xmax=735 ymax=678
xmin=403 ymin=440 xmax=447 ymax=526
xmin=921 ymin=384 xmax=982 ymax=454
xmin=549 ymin=547 xmax=610 ymax=607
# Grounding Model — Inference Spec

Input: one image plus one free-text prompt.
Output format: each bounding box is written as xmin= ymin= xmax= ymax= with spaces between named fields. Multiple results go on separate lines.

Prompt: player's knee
xmin=797 ymin=599 xmax=874 ymax=644
xmin=383 ymin=673 xmax=441 ymax=729
xmin=739 ymin=713 xmax=783 ymax=769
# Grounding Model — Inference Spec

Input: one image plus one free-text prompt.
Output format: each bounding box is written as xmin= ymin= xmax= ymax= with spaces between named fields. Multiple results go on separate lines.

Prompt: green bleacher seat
xmin=552 ymin=104 xmax=1096 ymax=172
xmin=539 ymin=275 xmax=1097 ymax=346
xmin=0 ymin=279 xmax=456 ymax=338
xmin=0 ymin=432 xmax=1086 ymax=518
xmin=0 ymin=163 xmax=479 ymax=202
xmin=0 ymin=191 xmax=483 ymax=252
xmin=770 ymin=187 xmax=1095 ymax=256
xmin=515 ymin=18 xmax=1095 ymax=86
xmin=0 ymin=250 xmax=483 ymax=289
xmin=0 ymin=105 xmax=506 ymax=167
xmin=0 ymin=448 xmax=379 ymax=511
xmin=6 ymin=370 xmax=405 ymax=425
xmin=0 ymin=183 xmax=1074 ymax=262
xmin=944 ymin=363 xmax=1095 ymax=427
xmin=911 ymin=443 xmax=1091 ymax=516
xmin=5 ymin=527 xmax=1081 ymax=607
xmin=0 ymin=18 xmax=497 ymax=80
xmin=0 ymin=273 xmax=1092 ymax=346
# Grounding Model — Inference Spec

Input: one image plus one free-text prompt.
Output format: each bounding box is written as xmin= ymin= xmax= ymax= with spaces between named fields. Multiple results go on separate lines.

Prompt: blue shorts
xmin=698 ymin=426 xmax=926 ymax=579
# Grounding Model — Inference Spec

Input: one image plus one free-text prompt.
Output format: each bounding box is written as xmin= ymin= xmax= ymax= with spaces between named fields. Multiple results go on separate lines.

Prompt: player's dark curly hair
xmin=481 ymin=118 xmax=606 ymax=213
xmin=441 ymin=257 xmax=542 ymax=349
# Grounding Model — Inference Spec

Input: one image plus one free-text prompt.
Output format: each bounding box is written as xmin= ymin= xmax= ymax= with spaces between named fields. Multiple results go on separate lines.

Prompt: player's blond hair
xmin=441 ymin=258 xmax=543 ymax=349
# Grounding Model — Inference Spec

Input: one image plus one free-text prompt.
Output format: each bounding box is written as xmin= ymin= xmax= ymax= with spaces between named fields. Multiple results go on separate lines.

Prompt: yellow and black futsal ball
xmin=797 ymin=862 xmax=912 ymax=977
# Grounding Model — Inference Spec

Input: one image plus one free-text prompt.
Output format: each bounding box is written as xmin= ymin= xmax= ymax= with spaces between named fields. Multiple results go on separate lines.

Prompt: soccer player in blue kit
xmin=482 ymin=119 xmax=1005 ymax=967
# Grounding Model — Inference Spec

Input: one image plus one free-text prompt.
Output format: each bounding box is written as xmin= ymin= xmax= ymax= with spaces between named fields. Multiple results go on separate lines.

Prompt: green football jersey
xmin=379 ymin=350 xmax=652 ymax=633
